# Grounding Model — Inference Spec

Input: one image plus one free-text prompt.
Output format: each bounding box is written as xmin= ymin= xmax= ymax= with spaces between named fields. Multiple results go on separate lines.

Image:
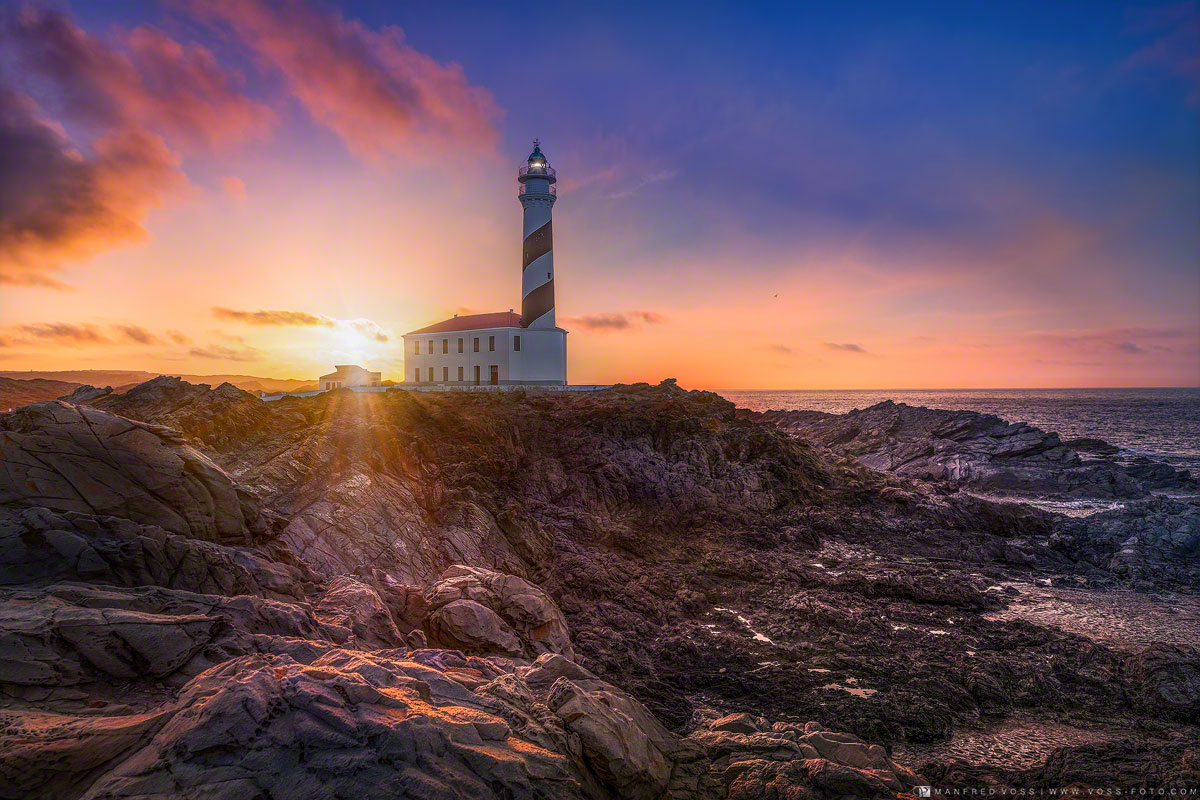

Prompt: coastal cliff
xmin=0 ymin=381 xmax=1196 ymax=797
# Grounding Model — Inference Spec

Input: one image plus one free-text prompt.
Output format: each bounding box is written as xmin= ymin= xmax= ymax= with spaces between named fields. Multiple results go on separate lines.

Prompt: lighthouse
xmin=518 ymin=140 xmax=557 ymax=328
xmin=402 ymin=141 xmax=568 ymax=386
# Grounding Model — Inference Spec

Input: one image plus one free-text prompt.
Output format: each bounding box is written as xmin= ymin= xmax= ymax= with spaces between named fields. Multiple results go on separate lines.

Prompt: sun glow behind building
xmin=0 ymin=2 xmax=1195 ymax=389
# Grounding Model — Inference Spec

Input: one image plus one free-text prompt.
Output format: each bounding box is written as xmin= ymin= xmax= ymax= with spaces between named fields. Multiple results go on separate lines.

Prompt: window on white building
xmin=488 ymin=335 xmax=495 ymax=352
xmin=473 ymin=337 xmax=479 ymax=352
xmin=458 ymin=338 xmax=464 ymax=353
xmin=442 ymin=339 xmax=448 ymax=354
xmin=514 ymin=335 xmax=521 ymax=352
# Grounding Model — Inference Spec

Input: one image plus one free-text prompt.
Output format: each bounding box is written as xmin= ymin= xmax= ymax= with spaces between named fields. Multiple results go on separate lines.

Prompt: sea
xmin=714 ymin=388 xmax=1200 ymax=495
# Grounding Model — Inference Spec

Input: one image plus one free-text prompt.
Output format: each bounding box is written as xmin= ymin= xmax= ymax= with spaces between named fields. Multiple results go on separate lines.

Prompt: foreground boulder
xmin=424 ymin=565 xmax=574 ymax=660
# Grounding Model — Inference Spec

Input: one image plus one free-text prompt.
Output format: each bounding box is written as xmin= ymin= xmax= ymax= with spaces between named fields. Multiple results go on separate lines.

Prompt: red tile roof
xmin=406 ymin=311 xmax=523 ymax=335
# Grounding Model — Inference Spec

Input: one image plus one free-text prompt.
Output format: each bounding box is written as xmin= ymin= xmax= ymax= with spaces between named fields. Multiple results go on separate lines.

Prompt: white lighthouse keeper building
xmin=403 ymin=142 xmax=568 ymax=386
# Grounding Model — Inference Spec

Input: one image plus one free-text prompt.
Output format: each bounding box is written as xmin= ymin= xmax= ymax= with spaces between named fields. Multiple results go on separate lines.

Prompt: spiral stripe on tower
xmin=518 ymin=140 xmax=557 ymax=329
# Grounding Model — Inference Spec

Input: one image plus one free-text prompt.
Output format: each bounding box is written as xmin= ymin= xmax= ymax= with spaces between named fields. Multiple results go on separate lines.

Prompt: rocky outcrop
xmin=0 ymin=506 xmax=313 ymax=600
xmin=1 ymin=379 xmax=1194 ymax=796
xmin=94 ymin=376 xmax=277 ymax=452
xmin=424 ymin=565 xmax=574 ymax=660
xmin=0 ymin=401 xmax=265 ymax=545
xmin=692 ymin=717 xmax=923 ymax=797
xmin=56 ymin=385 xmax=113 ymax=404
xmin=751 ymin=400 xmax=1194 ymax=499
xmin=1054 ymin=497 xmax=1200 ymax=587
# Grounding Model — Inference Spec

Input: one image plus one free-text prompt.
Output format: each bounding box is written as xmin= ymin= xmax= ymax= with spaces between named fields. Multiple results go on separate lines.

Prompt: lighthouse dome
xmin=527 ymin=141 xmax=548 ymax=168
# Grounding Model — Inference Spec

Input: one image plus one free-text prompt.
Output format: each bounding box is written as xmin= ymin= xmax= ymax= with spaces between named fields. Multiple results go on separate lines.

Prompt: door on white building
xmin=489 ymin=365 xmax=498 ymax=385
xmin=473 ymin=365 xmax=480 ymax=386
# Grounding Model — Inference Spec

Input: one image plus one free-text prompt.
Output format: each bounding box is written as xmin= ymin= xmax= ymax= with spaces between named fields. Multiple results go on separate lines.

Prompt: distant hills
xmin=0 ymin=371 xmax=317 ymax=411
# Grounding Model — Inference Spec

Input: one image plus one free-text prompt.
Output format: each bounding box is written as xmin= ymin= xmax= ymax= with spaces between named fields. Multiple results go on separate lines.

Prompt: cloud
xmin=213 ymin=307 xmax=334 ymax=326
xmin=4 ymin=7 xmax=273 ymax=150
xmin=114 ymin=324 xmax=159 ymax=344
xmin=562 ymin=310 xmax=667 ymax=331
xmin=1025 ymin=326 xmax=1193 ymax=357
xmin=1123 ymin=4 xmax=1200 ymax=105
xmin=632 ymin=310 xmax=667 ymax=324
xmin=825 ymin=342 xmax=868 ymax=353
xmin=213 ymin=306 xmax=388 ymax=341
xmin=345 ymin=318 xmax=389 ymax=342
xmin=566 ymin=313 xmax=629 ymax=330
xmin=166 ymin=329 xmax=190 ymax=345
xmin=0 ymin=88 xmax=183 ymax=287
xmin=221 ymin=176 xmax=247 ymax=203
xmin=764 ymin=344 xmax=794 ymax=355
xmin=18 ymin=322 xmax=107 ymax=343
xmin=189 ymin=344 xmax=259 ymax=361
xmin=0 ymin=6 xmax=270 ymax=287
xmin=185 ymin=0 xmax=500 ymax=159
xmin=605 ymin=169 xmax=677 ymax=200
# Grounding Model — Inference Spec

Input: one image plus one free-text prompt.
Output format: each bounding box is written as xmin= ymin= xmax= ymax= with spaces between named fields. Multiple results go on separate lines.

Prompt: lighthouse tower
xmin=518 ymin=141 xmax=557 ymax=328
xmin=401 ymin=141 xmax=567 ymax=387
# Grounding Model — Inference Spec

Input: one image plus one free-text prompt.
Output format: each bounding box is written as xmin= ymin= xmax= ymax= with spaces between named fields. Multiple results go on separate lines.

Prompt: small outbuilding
xmin=319 ymin=365 xmax=381 ymax=391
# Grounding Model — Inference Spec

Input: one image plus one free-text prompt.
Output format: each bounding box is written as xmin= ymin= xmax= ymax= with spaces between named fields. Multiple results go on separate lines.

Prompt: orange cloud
xmin=4 ymin=7 xmax=273 ymax=151
xmin=0 ymin=89 xmax=183 ymax=287
xmin=189 ymin=343 xmax=259 ymax=362
xmin=825 ymin=342 xmax=868 ymax=354
xmin=186 ymin=0 xmax=501 ymax=159
xmin=213 ymin=307 xmax=334 ymax=326
xmin=114 ymin=324 xmax=160 ymax=345
xmin=562 ymin=310 xmax=668 ymax=330
xmin=0 ymin=6 xmax=273 ymax=287
xmin=221 ymin=176 xmax=248 ymax=203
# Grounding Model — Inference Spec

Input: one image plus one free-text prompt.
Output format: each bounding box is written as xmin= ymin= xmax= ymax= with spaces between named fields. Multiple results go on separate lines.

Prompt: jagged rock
xmin=691 ymin=718 xmax=922 ymax=797
xmin=314 ymin=575 xmax=407 ymax=650
xmin=57 ymin=385 xmax=113 ymax=404
xmin=425 ymin=565 xmax=574 ymax=660
xmin=546 ymin=675 xmax=676 ymax=799
xmin=0 ymin=507 xmax=313 ymax=601
xmin=1123 ymin=645 xmax=1200 ymax=720
xmin=1057 ymin=497 xmax=1200 ymax=587
xmin=751 ymin=401 xmax=1194 ymax=499
xmin=0 ymin=377 xmax=1192 ymax=797
xmin=710 ymin=712 xmax=770 ymax=735
xmin=3 ymin=651 xmax=586 ymax=800
xmin=94 ymin=376 xmax=274 ymax=451
xmin=0 ymin=582 xmax=343 ymax=704
xmin=0 ymin=402 xmax=263 ymax=545
xmin=427 ymin=598 xmax=523 ymax=657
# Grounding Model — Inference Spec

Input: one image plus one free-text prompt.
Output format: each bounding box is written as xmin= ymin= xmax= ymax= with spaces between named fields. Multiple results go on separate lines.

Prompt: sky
xmin=0 ymin=0 xmax=1197 ymax=388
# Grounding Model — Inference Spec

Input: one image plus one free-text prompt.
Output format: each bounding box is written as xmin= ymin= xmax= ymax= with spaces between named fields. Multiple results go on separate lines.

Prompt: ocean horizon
xmin=714 ymin=387 xmax=1200 ymax=477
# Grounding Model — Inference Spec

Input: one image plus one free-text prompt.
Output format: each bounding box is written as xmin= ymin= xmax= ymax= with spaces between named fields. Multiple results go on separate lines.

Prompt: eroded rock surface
xmin=425 ymin=565 xmax=574 ymax=660
xmin=751 ymin=400 xmax=1194 ymax=499
xmin=0 ymin=379 xmax=1194 ymax=797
